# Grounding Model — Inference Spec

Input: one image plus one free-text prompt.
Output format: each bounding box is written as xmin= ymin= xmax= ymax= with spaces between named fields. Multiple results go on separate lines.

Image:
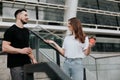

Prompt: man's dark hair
xmin=14 ymin=8 xmax=27 ymax=18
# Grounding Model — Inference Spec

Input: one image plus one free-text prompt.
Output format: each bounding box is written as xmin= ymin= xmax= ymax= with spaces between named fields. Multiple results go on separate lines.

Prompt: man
xmin=2 ymin=9 xmax=37 ymax=80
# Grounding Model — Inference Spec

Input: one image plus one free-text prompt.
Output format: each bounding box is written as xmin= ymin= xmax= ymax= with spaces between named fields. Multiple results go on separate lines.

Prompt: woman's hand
xmin=44 ymin=40 xmax=55 ymax=44
xmin=44 ymin=39 xmax=65 ymax=56
xmin=89 ymin=37 xmax=96 ymax=47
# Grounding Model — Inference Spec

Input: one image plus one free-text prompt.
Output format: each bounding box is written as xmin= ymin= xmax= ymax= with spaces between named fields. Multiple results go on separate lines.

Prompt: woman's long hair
xmin=68 ymin=17 xmax=85 ymax=43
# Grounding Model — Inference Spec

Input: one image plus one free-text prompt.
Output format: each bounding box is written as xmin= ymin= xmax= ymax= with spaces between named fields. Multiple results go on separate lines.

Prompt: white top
xmin=62 ymin=35 xmax=89 ymax=58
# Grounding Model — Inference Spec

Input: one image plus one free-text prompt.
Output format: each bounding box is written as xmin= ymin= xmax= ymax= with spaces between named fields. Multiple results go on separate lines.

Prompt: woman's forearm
xmin=84 ymin=44 xmax=92 ymax=56
xmin=52 ymin=42 xmax=65 ymax=56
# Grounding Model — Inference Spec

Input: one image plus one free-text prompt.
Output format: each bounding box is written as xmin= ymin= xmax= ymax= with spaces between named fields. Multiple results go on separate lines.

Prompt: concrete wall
xmin=83 ymin=54 xmax=120 ymax=80
xmin=0 ymin=55 xmax=11 ymax=80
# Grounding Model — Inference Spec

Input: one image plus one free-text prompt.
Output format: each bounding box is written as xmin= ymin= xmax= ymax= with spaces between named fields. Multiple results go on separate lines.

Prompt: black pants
xmin=10 ymin=66 xmax=24 ymax=80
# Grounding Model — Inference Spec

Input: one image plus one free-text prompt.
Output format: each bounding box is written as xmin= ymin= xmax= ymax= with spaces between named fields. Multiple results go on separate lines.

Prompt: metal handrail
xmin=89 ymin=53 xmax=120 ymax=59
xmin=29 ymin=29 xmax=62 ymax=65
xmin=77 ymin=7 xmax=120 ymax=17
xmin=24 ymin=29 xmax=72 ymax=80
xmin=36 ymin=25 xmax=64 ymax=40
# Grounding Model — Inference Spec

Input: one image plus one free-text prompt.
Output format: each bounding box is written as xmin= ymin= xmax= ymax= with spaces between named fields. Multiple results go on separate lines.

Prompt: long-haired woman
xmin=44 ymin=17 xmax=95 ymax=80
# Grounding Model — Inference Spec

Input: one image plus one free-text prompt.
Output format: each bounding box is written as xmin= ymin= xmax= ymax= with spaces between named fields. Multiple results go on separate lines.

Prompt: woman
xmin=44 ymin=17 xmax=95 ymax=80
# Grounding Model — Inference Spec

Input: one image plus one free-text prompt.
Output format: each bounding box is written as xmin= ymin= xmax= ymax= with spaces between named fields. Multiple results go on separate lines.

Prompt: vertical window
xmin=0 ymin=39 xmax=2 ymax=51
xmin=0 ymin=2 xmax=2 ymax=16
xmin=118 ymin=17 xmax=120 ymax=26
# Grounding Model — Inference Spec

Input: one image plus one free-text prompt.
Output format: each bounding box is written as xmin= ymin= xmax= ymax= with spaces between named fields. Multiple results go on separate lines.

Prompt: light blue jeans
xmin=63 ymin=58 xmax=83 ymax=80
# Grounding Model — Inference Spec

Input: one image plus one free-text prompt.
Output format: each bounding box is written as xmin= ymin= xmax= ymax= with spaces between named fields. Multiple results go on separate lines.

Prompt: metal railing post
xmin=83 ymin=68 xmax=86 ymax=80
xmin=56 ymin=51 xmax=60 ymax=66
xmin=35 ymin=37 xmax=39 ymax=61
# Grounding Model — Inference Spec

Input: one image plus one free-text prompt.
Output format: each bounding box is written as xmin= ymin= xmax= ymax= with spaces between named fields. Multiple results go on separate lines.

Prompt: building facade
xmin=0 ymin=0 xmax=120 ymax=53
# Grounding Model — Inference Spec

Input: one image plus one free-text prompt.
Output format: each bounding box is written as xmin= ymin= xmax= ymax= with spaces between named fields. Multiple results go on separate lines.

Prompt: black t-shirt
xmin=3 ymin=25 xmax=31 ymax=68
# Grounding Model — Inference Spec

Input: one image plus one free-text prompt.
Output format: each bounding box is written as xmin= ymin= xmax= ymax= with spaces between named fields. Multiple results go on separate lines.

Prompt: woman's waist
xmin=65 ymin=53 xmax=86 ymax=59
xmin=65 ymin=57 xmax=83 ymax=60
xmin=64 ymin=57 xmax=83 ymax=63
xmin=65 ymin=55 xmax=85 ymax=59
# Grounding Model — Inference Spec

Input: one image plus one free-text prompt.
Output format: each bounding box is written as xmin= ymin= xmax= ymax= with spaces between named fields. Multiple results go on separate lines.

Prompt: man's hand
xmin=27 ymin=48 xmax=38 ymax=64
xmin=20 ymin=47 xmax=32 ymax=55
xmin=31 ymin=58 xmax=38 ymax=64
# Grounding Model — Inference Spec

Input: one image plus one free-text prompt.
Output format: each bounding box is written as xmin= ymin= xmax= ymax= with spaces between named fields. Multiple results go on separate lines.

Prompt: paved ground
xmin=0 ymin=55 xmax=11 ymax=80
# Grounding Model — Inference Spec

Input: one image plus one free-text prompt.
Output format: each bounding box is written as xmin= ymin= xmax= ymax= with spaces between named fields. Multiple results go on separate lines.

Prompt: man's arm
xmin=2 ymin=40 xmax=37 ymax=63
xmin=2 ymin=41 xmax=31 ymax=55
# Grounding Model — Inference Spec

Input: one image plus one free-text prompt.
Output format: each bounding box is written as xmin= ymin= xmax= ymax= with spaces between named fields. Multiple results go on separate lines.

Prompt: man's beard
xmin=21 ymin=19 xmax=27 ymax=24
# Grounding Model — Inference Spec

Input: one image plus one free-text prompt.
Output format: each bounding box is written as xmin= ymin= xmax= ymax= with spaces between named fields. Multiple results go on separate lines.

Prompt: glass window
xmin=78 ymin=0 xmax=88 ymax=7
xmin=0 ymin=2 xmax=2 ymax=16
xmin=78 ymin=0 xmax=98 ymax=9
xmin=92 ymin=43 xmax=103 ymax=51
xmin=118 ymin=17 xmax=120 ymax=26
xmin=98 ymin=0 xmax=119 ymax=12
xmin=0 ymin=40 xmax=2 ymax=51
xmin=96 ymin=14 xmax=118 ymax=26
xmin=92 ymin=43 xmax=120 ymax=52
xmin=3 ymin=3 xmax=36 ymax=19
xmin=77 ymin=12 xmax=96 ymax=24
xmin=118 ymin=3 xmax=120 ymax=11
xmin=39 ymin=8 xmax=64 ymax=21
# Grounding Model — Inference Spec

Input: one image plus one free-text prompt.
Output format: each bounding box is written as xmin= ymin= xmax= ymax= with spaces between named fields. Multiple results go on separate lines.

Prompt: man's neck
xmin=16 ymin=20 xmax=24 ymax=28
